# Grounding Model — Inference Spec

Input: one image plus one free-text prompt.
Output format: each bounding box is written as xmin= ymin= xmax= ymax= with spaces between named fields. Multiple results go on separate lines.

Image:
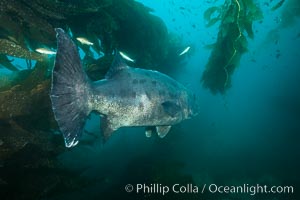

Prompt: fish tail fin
xmin=50 ymin=28 xmax=91 ymax=147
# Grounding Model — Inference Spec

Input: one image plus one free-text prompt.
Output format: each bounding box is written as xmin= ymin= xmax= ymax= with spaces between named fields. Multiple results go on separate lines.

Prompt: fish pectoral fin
xmin=100 ymin=116 xmax=116 ymax=142
xmin=161 ymin=101 xmax=181 ymax=117
xmin=156 ymin=126 xmax=172 ymax=138
xmin=145 ymin=126 xmax=154 ymax=138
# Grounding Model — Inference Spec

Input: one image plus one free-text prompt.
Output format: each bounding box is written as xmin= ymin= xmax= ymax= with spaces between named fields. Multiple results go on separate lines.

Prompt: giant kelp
xmin=0 ymin=39 xmax=45 ymax=61
xmin=201 ymin=0 xmax=263 ymax=94
xmin=0 ymin=138 xmax=94 ymax=199
xmin=0 ymin=55 xmax=19 ymax=71
xmin=0 ymin=0 xmax=184 ymax=73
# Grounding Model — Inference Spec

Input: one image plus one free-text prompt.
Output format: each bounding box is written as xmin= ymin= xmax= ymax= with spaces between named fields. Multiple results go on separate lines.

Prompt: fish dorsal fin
xmin=105 ymin=51 xmax=128 ymax=79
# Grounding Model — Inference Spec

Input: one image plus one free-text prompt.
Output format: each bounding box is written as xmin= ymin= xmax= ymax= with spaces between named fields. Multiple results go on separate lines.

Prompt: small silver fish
xmin=76 ymin=37 xmax=94 ymax=45
xmin=35 ymin=48 xmax=56 ymax=55
xmin=119 ymin=51 xmax=135 ymax=62
xmin=179 ymin=46 xmax=190 ymax=56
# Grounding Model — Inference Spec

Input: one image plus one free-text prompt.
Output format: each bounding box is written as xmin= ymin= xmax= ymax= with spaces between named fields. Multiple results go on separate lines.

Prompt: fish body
xmin=91 ymin=67 xmax=193 ymax=130
xmin=50 ymin=28 xmax=199 ymax=147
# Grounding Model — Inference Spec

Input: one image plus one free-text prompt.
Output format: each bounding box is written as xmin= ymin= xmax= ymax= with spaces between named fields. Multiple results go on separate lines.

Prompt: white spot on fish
xmin=76 ymin=37 xmax=94 ymax=45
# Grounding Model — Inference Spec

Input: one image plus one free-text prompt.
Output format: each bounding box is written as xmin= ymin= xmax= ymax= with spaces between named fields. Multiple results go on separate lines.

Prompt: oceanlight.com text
xmin=208 ymin=184 xmax=294 ymax=195
xmin=124 ymin=183 xmax=294 ymax=196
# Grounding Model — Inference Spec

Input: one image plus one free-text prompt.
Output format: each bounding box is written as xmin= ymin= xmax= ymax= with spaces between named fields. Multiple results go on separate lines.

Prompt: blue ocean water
xmin=0 ymin=0 xmax=299 ymax=199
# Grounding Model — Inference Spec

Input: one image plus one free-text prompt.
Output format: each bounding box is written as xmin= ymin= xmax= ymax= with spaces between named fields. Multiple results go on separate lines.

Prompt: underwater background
xmin=0 ymin=0 xmax=299 ymax=199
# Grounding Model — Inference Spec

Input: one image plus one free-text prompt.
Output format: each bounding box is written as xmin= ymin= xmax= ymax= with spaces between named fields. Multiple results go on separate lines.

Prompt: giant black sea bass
xmin=50 ymin=28 xmax=199 ymax=147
